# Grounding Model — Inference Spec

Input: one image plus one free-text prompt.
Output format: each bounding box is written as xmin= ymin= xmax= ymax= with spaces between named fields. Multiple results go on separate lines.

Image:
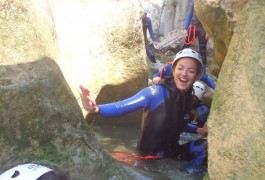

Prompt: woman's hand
xmin=78 ymin=84 xmax=99 ymax=114
xmin=152 ymin=77 xmax=161 ymax=85
xmin=196 ymin=122 xmax=208 ymax=136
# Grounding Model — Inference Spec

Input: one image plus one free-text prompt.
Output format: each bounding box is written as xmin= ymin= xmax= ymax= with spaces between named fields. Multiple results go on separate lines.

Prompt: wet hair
xmin=37 ymin=171 xmax=69 ymax=180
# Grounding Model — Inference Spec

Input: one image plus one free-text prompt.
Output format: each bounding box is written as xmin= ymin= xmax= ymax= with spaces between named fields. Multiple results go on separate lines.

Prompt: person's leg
xmin=188 ymin=138 xmax=207 ymax=167
xmin=145 ymin=43 xmax=156 ymax=63
xmin=177 ymin=138 xmax=207 ymax=173
xmin=201 ymin=73 xmax=216 ymax=89
xmin=196 ymin=26 xmax=208 ymax=72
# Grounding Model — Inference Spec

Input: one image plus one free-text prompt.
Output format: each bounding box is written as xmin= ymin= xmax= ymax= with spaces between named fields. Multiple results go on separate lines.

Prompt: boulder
xmin=206 ymin=0 xmax=265 ymax=178
xmin=0 ymin=59 xmax=132 ymax=179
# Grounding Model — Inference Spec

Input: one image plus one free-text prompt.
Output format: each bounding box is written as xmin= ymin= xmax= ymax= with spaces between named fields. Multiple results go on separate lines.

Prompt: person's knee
xmin=189 ymin=138 xmax=207 ymax=167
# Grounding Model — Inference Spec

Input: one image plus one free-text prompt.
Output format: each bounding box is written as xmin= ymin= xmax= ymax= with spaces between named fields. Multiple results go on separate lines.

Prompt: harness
xmin=184 ymin=24 xmax=197 ymax=45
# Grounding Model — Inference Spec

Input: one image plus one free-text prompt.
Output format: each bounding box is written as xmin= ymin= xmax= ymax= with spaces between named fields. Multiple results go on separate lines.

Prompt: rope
xmin=184 ymin=24 xmax=196 ymax=45
xmin=110 ymin=151 xmax=160 ymax=160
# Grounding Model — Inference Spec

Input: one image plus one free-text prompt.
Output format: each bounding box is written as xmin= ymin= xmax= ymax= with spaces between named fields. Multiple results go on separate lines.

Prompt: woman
xmin=79 ymin=48 xmax=207 ymax=172
xmin=152 ymin=62 xmax=216 ymax=89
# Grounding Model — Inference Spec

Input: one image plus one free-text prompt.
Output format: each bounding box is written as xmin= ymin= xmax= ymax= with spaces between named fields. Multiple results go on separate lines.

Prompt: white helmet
xmin=173 ymin=48 xmax=204 ymax=78
xmin=193 ymin=81 xmax=205 ymax=101
xmin=143 ymin=7 xmax=149 ymax=14
xmin=0 ymin=164 xmax=53 ymax=180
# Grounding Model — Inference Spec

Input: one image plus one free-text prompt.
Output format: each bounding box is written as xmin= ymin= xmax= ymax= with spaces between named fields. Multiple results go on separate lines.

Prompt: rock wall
xmin=0 ymin=0 xmax=58 ymax=65
xmin=196 ymin=0 xmax=249 ymax=67
xmin=0 ymin=59 xmax=131 ymax=179
xmin=141 ymin=0 xmax=219 ymax=77
xmin=203 ymin=0 xmax=265 ymax=179
xmin=49 ymin=0 xmax=147 ymax=119
xmin=0 ymin=0 xmax=146 ymax=178
xmin=140 ymin=0 xmax=193 ymax=39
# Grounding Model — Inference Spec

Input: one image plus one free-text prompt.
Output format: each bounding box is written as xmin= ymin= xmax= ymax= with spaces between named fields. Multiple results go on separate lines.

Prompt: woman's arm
xmin=79 ymin=84 xmax=167 ymax=117
xmin=99 ymin=85 xmax=166 ymax=117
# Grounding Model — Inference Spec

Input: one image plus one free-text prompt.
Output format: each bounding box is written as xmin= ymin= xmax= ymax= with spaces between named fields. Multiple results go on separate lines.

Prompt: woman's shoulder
xmin=146 ymin=84 xmax=169 ymax=97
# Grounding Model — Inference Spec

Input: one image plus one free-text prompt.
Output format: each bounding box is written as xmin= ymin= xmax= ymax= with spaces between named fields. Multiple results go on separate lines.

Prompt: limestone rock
xmin=0 ymin=0 xmax=146 ymax=179
xmin=0 ymin=59 xmax=131 ymax=179
xmin=195 ymin=0 xmax=248 ymax=67
xmin=208 ymin=0 xmax=265 ymax=178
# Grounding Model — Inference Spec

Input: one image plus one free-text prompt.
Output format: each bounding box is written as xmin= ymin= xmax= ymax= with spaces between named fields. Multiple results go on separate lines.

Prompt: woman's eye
xmin=177 ymin=67 xmax=183 ymax=71
xmin=188 ymin=69 xmax=195 ymax=74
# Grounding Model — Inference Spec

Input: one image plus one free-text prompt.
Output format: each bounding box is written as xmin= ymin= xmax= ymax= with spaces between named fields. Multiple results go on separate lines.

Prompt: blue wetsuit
xmin=97 ymin=77 xmax=207 ymax=170
xmin=142 ymin=16 xmax=156 ymax=63
xmin=142 ymin=16 xmax=156 ymax=43
xmin=153 ymin=63 xmax=214 ymax=128
xmin=189 ymin=103 xmax=209 ymax=128
xmin=99 ymin=77 xmax=196 ymax=156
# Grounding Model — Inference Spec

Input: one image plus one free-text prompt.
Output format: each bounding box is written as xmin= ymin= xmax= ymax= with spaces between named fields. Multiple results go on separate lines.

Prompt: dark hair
xmin=37 ymin=171 xmax=68 ymax=180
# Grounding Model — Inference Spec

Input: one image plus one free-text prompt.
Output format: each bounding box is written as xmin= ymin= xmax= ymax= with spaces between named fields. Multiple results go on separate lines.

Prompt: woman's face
xmin=173 ymin=58 xmax=200 ymax=93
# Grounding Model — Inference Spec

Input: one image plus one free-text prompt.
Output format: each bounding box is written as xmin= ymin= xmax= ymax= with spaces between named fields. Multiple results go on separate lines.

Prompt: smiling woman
xmin=172 ymin=49 xmax=204 ymax=93
xmin=79 ymin=48 xmax=208 ymax=175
